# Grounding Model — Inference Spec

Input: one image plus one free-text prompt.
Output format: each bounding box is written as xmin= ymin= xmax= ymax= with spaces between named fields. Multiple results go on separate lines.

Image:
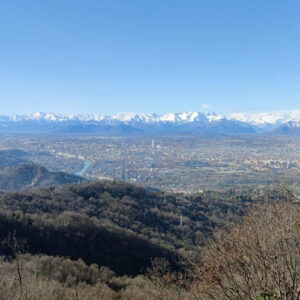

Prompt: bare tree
xmin=3 ymin=232 xmax=27 ymax=299
xmin=191 ymin=201 xmax=300 ymax=300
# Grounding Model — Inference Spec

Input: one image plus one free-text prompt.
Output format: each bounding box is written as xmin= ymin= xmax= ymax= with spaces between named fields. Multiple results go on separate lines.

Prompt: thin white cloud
xmin=201 ymin=104 xmax=211 ymax=110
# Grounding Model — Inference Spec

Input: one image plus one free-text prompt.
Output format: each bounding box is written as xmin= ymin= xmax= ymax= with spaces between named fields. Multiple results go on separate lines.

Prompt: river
xmin=75 ymin=159 xmax=92 ymax=177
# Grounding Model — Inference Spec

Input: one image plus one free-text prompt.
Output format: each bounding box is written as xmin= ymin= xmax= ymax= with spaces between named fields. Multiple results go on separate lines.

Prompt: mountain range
xmin=0 ymin=110 xmax=300 ymax=135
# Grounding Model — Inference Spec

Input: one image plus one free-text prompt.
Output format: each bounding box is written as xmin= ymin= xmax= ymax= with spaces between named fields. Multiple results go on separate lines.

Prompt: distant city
xmin=1 ymin=134 xmax=299 ymax=195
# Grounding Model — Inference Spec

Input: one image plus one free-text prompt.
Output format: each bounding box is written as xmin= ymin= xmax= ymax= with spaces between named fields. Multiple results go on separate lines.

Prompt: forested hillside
xmin=0 ymin=163 xmax=85 ymax=191
xmin=0 ymin=181 xmax=292 ymax=275
xmin=0 ymin=179 xmax=296 ymax=299
xmin=0 ymin=149 xmax=86 ymax=191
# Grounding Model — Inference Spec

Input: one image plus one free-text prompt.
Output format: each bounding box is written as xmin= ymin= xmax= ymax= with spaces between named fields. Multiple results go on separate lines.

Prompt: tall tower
xmin=152 ymin=139 xmax=155 ymax=150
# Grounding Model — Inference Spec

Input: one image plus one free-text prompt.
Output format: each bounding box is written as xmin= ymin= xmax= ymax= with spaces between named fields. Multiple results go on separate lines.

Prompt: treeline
xmin=0 ymin=181 xmax=253 ymax=251
xmin=0 ymin=180 xmax=292 ymax=276
xmin=0 ymin=212 xmax=179 ymax=275
xmin=0 ymin=252 xmax=193 ymax=300
xmin=0 ymin=200 xmax=298 ymax=300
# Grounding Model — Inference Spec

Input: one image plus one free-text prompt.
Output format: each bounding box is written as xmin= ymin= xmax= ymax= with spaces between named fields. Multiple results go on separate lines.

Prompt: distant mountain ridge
xmin=0 ymin=163 xmax=85 ymax=191
xmin=271 ymin=121 xmax=300 ymax=135
xmin=0 ymin=150 xmax=86 ymax=191
xmin=229 ymin=110 xmax=300 ymax=127
xmin=0 ymin=110 xmax=299 ymax=135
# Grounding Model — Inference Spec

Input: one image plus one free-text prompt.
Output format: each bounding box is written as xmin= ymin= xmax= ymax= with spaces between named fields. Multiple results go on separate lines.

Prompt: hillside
xmin=0 ymin=180 xmax=291 ymax=275
xmin=0 ymin=148 xmax=83 ymax=172
xmin=0 ymin=163 xmax=85 ymax=191
xmin=271 ymin=121 xmax=300 ymax=135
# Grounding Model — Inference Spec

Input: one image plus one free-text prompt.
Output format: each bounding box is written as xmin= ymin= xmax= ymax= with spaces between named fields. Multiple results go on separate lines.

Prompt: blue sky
xmin=0 ymin=0 xmax=300 ymax=115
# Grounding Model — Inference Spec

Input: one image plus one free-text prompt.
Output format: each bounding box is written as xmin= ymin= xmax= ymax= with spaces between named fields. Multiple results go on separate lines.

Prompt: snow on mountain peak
xmin=229 ymin=110 xmax=300 ymax=126
xmin=1 ymin=110 xmax=300 ymax=132
xmin=286 ymin=121 xmax=300 ymax=128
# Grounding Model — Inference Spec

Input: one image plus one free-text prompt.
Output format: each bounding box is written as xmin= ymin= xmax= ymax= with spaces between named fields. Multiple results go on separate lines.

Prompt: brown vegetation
xmin=0 ymin=180 xmax=298 ymax=299
xmin=0 ymin=254 xmax=195 ymax=300
xmin=191 ymin=201 xmax=300 ymax=300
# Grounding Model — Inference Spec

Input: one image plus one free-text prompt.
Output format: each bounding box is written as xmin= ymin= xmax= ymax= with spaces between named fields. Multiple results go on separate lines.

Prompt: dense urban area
xmin=0 ymin=134 xmax=299 ymax=195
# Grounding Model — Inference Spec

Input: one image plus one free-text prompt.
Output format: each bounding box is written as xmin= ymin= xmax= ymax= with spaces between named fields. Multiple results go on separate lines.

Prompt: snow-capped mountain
xmin=271 ymin=121 xmax=300 ymax=135
xmin=0 ymin=111 xmax=224 ymax=124
xmin=0 ymin=110 xmax=299 ymax=135
xmin=229 ymin=110 xmax=300 ymax=129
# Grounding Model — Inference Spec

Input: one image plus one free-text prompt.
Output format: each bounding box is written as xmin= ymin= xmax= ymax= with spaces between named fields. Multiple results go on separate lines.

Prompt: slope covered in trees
xmin=0 ymin=163 xmax=85 ymax=191
xmin=0 ymin=185 xmax=297 ymax=299
xmin=0 ymin=180 xmax=292 ymax=276
xmin=0 ymin=149 xmax=86 ymax=191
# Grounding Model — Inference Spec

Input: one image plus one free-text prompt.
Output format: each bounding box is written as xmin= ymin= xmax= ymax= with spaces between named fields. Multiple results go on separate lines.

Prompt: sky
xmin=0 ymin=0 xmax=300 ymax=115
